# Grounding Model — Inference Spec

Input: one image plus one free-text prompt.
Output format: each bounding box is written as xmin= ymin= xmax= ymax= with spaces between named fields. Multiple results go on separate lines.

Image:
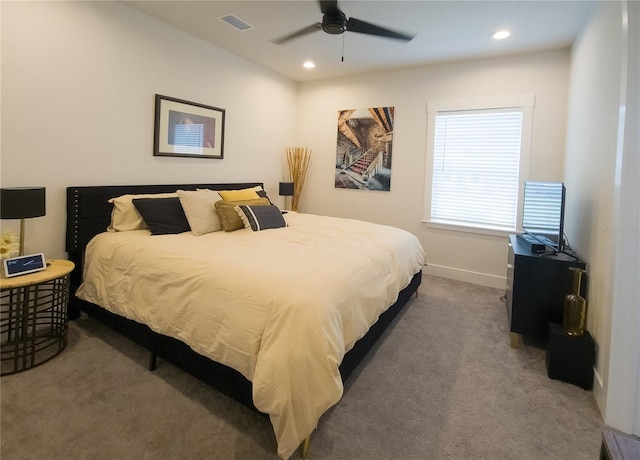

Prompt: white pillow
xmin=108 ymin=193 xmax=178 ymax=232
xmin=177 ymin=189 xmax=223 ymax=235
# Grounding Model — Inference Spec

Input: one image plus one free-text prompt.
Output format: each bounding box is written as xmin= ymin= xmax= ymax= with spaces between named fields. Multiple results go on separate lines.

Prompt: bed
xmin=65 ymin=182 xmax=425 ymax=459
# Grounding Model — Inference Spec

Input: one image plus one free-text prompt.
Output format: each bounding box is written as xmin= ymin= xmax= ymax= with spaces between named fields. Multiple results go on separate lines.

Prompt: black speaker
xmin=546 ymin=322 xmax=595 ymax=390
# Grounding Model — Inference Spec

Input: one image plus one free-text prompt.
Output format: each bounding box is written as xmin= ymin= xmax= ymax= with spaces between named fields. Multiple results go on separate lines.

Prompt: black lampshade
xmin=0 ymin=187 xmax=46 ymax=219
xmin=279 ymin=182 xmax=294 ymax=197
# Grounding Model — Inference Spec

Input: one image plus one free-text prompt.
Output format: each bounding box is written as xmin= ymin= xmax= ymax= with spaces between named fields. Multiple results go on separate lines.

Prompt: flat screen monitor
xmin=521 ymin=181 xmax=566 ymax=252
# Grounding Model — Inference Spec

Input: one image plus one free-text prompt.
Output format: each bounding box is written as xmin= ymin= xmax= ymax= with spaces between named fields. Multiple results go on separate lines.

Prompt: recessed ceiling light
xmin=491 ymin=30 xmax=511 ymax=40
xmin=303 ymin=61 xmax=316 ymax=69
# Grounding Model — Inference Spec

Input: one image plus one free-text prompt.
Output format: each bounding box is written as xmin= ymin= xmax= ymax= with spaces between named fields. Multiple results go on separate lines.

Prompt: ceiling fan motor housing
xmin=322 ymin=10 xmax=347 ymax=34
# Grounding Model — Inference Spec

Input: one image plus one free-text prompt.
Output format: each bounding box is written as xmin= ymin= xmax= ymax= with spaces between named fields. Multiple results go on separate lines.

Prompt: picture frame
xmin=335 ymin=107 xmax=394 ymax=191
xmin=153 ymin=94 xmax=225 ymax=159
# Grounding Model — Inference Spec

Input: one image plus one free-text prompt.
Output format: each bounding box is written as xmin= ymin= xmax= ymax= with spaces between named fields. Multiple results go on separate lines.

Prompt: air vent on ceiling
xmin=218 ymin=14 xmax=254 ymax=31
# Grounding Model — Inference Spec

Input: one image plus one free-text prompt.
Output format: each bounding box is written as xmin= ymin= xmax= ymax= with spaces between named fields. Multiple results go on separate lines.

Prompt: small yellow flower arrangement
xmin=0 ymin=232 xmax=20 ymax=260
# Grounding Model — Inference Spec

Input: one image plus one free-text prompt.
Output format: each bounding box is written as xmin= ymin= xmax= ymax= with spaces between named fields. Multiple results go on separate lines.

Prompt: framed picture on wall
xmin=335 ymin=107 xmax=394 ymax=191
xmin=153 ymin=94 xmax=225 ymax=159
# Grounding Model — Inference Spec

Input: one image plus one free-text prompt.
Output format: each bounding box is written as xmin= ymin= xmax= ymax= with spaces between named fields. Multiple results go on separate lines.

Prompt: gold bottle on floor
xmin=563 ymin=267 xmax=587 ymax=336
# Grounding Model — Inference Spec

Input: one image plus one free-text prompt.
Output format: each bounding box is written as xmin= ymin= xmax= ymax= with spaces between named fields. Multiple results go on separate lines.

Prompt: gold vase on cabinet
xmin=563 ymin=267 xmax=587 ymax=336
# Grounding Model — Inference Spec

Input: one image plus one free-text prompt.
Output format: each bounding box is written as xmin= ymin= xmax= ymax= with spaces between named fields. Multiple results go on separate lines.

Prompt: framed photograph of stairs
xmin=335 ymin=107 xmax=394 ymax=191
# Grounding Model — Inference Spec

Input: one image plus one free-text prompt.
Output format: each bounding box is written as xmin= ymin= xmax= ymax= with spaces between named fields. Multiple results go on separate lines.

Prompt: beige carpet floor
xmin=1 ymin=275 xmax=603 ymax=459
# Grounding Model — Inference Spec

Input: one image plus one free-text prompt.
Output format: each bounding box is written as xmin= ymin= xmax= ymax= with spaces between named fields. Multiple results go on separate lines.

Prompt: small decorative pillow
xmin=235 ymin=204 xmax=287 ymax=232
xmin=132 ymin=197 xmax=191 ymax=235
xmin=214 ymin=197 xmax=270 ymax=232
xmin=108 ymin=192 xmax=178 ymax=232
xmin=218 ymin=187 xmax=261 ymax=201
xmin=177 ymin=189 xmax=222 ymax=235
xmin=255 ymin=189 xmax=273 ymax=204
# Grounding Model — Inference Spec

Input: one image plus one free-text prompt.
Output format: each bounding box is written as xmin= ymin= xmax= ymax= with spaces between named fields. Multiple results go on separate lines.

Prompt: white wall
xmin=296 ymin=49 xmax=571 ymax=288
xmin=564 ymin=0 xmax=640 ymax=434
xmin=607 ymin=0 xmax=640 ymax=435
xmin=0 ymin=1 xmax=297 ymax=259
xmin=564 ymin=0 xmax=621 ymax=418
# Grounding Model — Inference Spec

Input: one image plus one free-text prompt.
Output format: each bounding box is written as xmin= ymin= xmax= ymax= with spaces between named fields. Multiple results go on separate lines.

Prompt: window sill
xmin=422 ymin=220 xmax=514 ymax=238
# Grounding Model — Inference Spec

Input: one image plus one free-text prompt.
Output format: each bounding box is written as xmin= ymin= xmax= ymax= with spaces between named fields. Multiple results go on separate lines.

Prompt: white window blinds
xmin=430 ymin=108 xmax=523 ymax=231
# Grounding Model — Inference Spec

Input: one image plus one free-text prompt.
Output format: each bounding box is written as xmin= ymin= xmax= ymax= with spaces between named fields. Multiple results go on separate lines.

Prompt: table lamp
xmin=279 ymin=182 xmax=294 ymax=211
xmin=0 ymin=187 xmax=46 ymax=256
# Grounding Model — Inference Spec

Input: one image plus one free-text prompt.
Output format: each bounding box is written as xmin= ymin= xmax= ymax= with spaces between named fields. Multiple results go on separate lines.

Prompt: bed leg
xmin=148 ymin=350 xmax=157 ymax=371
xmin=300 ymin=435 xmax=311 ymax=459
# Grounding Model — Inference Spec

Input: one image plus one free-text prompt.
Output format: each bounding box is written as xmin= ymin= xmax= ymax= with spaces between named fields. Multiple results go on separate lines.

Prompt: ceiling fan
xmin=273 ymin=0 xmax=415 ymax=45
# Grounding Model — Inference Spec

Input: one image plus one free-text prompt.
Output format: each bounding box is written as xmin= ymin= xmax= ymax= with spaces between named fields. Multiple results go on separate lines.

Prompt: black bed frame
xmin=65 ymin=183 xmax=422 ymax=410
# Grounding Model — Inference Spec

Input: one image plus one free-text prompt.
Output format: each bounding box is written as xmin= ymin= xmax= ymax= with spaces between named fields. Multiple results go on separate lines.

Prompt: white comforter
xmin=76 ymin=212 xmax=425 ymax=458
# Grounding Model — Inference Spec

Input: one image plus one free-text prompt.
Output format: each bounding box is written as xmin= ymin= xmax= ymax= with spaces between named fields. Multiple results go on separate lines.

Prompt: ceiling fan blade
xmin=346 ymin=17 xmax=415 ymax=41
xmin=272 ymin=23 xmax=322 ymax=45
xmin=319 ymin=0 xmax=339 ymax=14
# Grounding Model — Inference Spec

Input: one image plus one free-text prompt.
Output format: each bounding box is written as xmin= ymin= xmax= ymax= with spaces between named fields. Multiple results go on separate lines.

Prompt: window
xmin=423 ymin=95 xmax=534 ymax=235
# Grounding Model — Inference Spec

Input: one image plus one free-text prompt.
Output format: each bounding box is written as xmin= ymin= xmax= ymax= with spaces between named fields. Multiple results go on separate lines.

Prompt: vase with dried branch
xmin=286 ymin=147 xmax=311 ymax=211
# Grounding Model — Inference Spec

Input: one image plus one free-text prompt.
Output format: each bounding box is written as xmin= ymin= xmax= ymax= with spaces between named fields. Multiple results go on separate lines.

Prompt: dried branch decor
xmin=286 ymin=147 xmax=311 ymax=211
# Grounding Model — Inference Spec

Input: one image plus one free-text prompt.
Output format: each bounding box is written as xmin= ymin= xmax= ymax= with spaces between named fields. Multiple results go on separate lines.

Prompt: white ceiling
xmin=123 ymin=1 xmax=596 ymax=82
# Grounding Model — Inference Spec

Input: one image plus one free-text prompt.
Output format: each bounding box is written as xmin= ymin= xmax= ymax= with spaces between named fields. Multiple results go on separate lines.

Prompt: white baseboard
xmin=593 ymin=366 xmax=604 ymax=390
xmin=423 ymin=264 xmax=506 ymax=290
xmin=592 ymin=367 xmax=606 ymax=418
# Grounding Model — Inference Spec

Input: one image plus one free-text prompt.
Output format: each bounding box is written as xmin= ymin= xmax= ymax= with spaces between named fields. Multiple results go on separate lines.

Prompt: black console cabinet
xmin=506 ymin=234 xmax=586 ymax=347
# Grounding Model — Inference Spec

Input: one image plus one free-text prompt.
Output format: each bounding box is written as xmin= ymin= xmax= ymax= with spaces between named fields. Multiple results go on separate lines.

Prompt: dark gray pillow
xmin=132 ymin=197 xmax=191 ymax=235
xmin=235 ymin=204 xmax=287 ymax=232
xmin=256 ymin=189 xmax=273 ymax=204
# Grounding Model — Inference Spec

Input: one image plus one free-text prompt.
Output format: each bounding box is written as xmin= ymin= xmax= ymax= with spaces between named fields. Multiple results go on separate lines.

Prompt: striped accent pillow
xmin=235 ymin=204 xmax=287 ymax=232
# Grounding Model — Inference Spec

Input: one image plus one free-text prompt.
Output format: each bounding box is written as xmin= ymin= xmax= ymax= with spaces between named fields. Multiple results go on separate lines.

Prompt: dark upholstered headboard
xmin=65 ymin=182 xmax=263 ymax=290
